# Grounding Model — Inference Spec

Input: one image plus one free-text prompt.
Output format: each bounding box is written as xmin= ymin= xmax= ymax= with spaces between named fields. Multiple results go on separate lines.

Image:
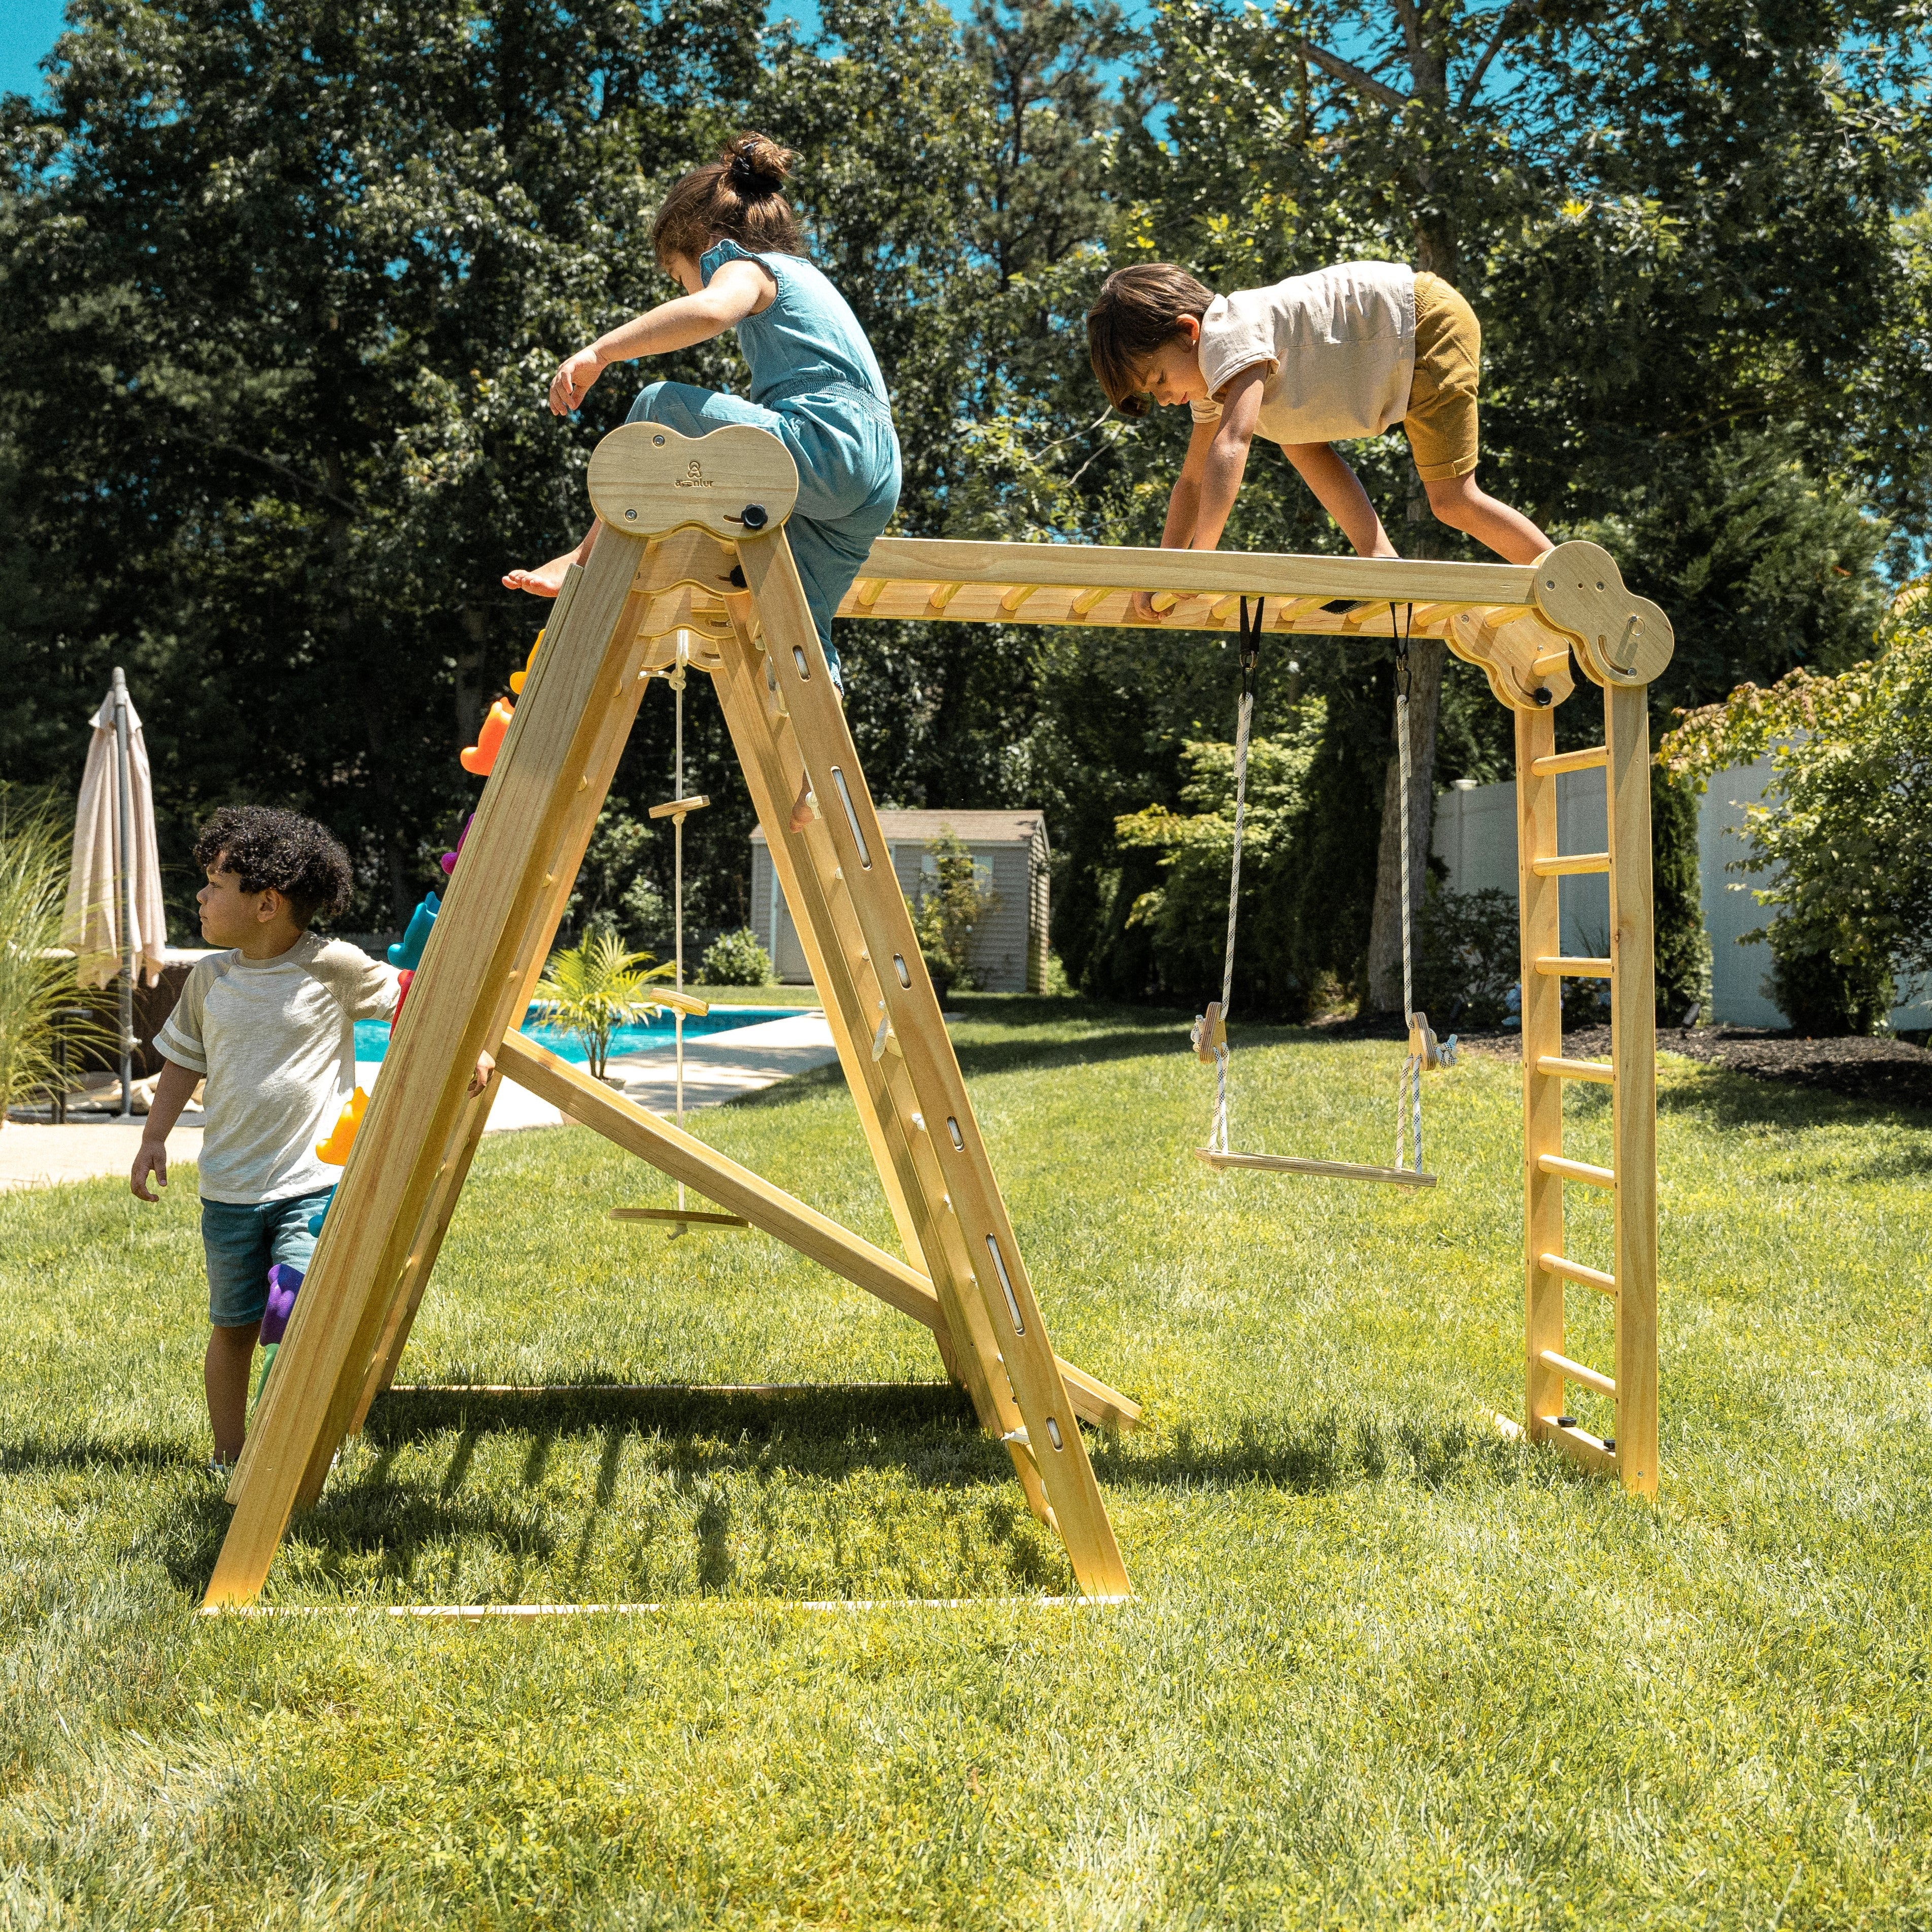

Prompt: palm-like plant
xmin=0 ymin=787 xmax=116 ymax=1123
xmin=530 ymin=928 xmax=670 ymax=1080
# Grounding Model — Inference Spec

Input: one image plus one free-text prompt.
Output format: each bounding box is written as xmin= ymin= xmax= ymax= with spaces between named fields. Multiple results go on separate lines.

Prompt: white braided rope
xmin=1393 ymin=630 xmax=1423 ymax=1175
xmin=1208 ymin=683 xmax=1256 ymax=1159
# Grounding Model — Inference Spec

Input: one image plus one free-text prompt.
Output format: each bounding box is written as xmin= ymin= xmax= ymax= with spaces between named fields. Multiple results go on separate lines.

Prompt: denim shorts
xmin=202 ymin=1189 xmax=335 ymax=1328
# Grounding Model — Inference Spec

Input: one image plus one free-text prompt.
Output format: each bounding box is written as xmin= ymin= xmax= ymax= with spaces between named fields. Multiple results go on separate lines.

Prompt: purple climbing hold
xmin=260 ymin=1263 xmax=304 ymax=1346
xmin=439 ymin=812 xmax=474 ymax=877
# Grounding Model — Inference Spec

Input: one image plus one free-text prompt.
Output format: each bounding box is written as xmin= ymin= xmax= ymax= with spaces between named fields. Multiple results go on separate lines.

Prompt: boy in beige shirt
xmin=133 ymin=807 xmax=490 ymax=1468
xmin=1085 ymin=261 xmax=1550 ymax=614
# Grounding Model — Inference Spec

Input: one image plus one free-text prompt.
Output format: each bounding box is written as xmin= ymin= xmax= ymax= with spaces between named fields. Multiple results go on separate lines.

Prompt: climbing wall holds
xmin=387 ymin=892 xmax=440 ymax=970
xmin=461 ymin=698 xmax=513 ymax=776
xmin=316 ymin=1085 xmax=369 ymax=1165
xmin=508 ymin=630 xmax=545 ymax=695
xmin=439 ymin=813 xmax=473 ymax=877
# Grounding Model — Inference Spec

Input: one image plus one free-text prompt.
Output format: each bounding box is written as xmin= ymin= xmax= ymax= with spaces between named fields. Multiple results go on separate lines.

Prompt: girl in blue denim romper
xmin=506 ymin=132 xmax=901 ymax=826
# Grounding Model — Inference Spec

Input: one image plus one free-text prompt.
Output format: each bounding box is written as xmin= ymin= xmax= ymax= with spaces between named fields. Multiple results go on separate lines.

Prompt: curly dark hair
xmin=193 ymin=806 xmax=354 ymax=930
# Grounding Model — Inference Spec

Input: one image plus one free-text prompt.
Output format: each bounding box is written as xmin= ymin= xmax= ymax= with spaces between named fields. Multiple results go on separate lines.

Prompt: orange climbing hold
xmin=461 ymin=697 xmax=513 ymax=776
xmin=316 ymin=1086 xmax=370 ymax=1165
xmin=508 ymin=630 xmax=545 ymax=695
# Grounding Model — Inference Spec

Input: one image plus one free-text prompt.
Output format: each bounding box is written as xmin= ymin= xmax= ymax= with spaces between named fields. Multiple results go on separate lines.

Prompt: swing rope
xmin=1393 ymin=602 xmax=1424 ymax=1176
xmin=1206 ymin=598 xmax=1262 ymax=1158
xmin=1196 ymin=597 xmax=1449 ymax=1184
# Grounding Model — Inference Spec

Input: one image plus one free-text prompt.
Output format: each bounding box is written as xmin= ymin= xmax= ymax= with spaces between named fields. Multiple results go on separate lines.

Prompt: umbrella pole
xmin=112 ymin=667 xmax=135 ymax=1118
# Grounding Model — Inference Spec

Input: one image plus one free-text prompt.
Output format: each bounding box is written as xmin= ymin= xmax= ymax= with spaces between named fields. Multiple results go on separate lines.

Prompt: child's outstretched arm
xmin=505 ymin=258 xmax=776 ymax=598
xmin=547 ymin=259 xmax=774 ymax=416
xmin=1132 ymin=364 xmax=1265 ymax=620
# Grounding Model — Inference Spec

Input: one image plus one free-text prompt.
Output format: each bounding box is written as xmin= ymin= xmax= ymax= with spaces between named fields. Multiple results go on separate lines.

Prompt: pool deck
xmin=0 ymin=1011 xmax=840 ymax=1192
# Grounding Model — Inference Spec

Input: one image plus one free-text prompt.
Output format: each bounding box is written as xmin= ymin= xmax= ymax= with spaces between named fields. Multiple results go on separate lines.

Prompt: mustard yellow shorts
xmin=1404 ymin=272 xmax=1480 ymax=481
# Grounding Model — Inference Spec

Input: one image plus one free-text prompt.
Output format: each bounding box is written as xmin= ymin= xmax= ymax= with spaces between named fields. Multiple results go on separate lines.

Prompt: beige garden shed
xmin=751 ymin=809 xmax=1050 ymax=992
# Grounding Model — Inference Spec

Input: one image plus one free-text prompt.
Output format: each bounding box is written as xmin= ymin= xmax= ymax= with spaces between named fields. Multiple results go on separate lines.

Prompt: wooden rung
xmin=1535 ymin=1055 xmax=1613 ymax=1084
xmin=1535 ymin=955 xmax=1612 ymax=978
xmin=1539 ymin=1251 xmax=1616 ymax=1296
xmin=1539 ymin=1349 xmax=1616 ymax=1397
xmin=1196 ymin=1149 xmax=1435 ymax=1189
xmin=610 ymin=1208 xmax=749 ymax=1229
xmin=1530 ymin=745 xmax=1607 ymax=777
xmin=1538 ymin=1154 xmax=1615 ymax=1189
xmin=1531 ymin=649 xmax=1572 ymax=677
xmin=649 ymin=795 xmax=710 ymax=819
xmin=999 ymin=584 xmax=1041 ymax=614
xmin=1531 ymin=852 xmax=1610 ymax=877
xmin=652 ymin=988 xmax=709 ymax=1017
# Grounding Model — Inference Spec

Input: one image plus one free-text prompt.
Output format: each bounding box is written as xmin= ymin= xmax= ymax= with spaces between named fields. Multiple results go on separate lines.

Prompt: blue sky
xmin=2 ymin=0 xmax=68 ymax=99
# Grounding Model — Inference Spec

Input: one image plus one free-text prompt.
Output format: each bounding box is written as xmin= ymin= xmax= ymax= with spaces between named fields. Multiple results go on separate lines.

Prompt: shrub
xmin=531 ymin=930 xmax=668 ymax=1079
xmin=1413 ymin=886 xmax=1519 ymax=1030
xmin=699 ymin=928 xmax=773 ymax=987
xmin=1660 ymin=585 xmax=1932 ymax=1033
xmin=0 ymin=787 xmax=117 ymax=1120
xmin=908 ymin=829 xmax=998 ymax=993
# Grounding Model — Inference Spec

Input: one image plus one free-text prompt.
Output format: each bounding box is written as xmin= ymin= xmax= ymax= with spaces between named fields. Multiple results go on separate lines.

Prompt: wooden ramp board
xmin=1195 ymin=1149 xmax=1437 ymax=1188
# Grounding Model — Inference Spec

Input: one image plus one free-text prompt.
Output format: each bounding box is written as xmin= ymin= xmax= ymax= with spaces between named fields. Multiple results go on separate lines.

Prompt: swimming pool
xmin=353 ymin=1005 xmax=804 ymax=1066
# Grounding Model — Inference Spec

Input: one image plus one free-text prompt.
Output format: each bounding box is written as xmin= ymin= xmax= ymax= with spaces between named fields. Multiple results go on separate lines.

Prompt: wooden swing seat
xmin=1194 ymin=1149 xmax=1436 ymax=1188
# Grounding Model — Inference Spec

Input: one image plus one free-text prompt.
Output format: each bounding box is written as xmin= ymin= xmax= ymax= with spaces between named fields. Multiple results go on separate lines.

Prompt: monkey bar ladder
xmin=204 ymin=426 xmax=1671 ymax=1610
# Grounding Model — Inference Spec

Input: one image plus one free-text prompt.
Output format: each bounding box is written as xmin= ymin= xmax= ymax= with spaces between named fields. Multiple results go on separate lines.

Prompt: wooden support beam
xmin=497 ymin=1029 xmax=1141 ymax=1433
xmin=739 ymin=527 xmax=1131 ymax=1598
xmin=1606 ymin=683 xmax=1660 ymax=1496
xmin=208 ymin=525 xmax=658 ymax=1606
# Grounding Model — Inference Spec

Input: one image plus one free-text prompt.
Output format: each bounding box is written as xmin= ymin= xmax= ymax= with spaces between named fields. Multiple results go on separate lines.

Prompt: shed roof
xmin=752 ymin=809 xmax=1048 ymax=848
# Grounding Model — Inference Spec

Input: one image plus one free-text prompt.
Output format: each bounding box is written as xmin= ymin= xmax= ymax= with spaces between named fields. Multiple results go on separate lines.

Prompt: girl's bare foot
xmin=788 ymin=778 xmax=817 ymax=833
xmin=501 ymin=551 xmax=577 ymax=598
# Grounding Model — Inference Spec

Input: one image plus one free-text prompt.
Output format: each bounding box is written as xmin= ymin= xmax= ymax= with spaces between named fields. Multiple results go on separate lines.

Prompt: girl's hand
xmin=549 ymin=350 xmax=603 ymax=416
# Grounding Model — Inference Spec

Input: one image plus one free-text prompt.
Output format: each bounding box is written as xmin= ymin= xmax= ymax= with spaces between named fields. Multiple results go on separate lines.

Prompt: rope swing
xmin=1192 ymin=598 xmax=1454 ymax=1189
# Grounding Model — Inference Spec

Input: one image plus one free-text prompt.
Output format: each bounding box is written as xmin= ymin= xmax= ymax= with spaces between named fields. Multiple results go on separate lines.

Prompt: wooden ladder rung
xmin=1535 ymin=955 xmax=1612 ymax=978
xmin=648 ymin=795 xmax=710 ymax=819
xmin=1539 ymin=1251 xmax=1616 ymax=1296
xmin=1540 ymin=1349 xmax=1616 ymax=1397
xmin=1536 ymin=1055 xmax=1613 ymax=1085
xmin=1530 ymin=745 xmax=1607 ymax=777
xmin=1538 ymin=1154 xmax=1615 ymax=1189
xmin=1531 ymin=852 xmax=1610 ymax=877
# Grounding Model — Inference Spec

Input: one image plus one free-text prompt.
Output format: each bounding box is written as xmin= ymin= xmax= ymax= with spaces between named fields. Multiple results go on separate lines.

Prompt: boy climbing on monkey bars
xmin=1084 ymin=261 xmax=1550 ymax=619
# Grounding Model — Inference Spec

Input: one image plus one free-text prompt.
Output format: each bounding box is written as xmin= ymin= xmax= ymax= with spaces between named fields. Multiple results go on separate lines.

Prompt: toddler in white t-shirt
xmin=132 ymin=807 xmax=491 ymax=1469
xmin=1085 ymin=260 xmax=1551 ymax=615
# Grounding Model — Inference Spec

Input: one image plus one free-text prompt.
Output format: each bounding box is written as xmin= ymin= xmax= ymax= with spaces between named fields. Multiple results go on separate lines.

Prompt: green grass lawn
xmin=3 ymin=993 xmax=1929 ymax=1927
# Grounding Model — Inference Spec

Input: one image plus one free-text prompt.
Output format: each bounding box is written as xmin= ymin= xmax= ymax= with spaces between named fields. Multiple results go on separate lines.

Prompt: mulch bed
xmin=1462 ymin=1024 xmax=1932 ymax=1112
xmin=1301 ymin=1011 xmax=1932 ymax=1110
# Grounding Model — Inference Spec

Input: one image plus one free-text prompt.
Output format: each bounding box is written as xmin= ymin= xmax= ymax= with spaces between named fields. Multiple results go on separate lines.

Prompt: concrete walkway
xmin=0 ymin=1011 xmax=839 ymax=1192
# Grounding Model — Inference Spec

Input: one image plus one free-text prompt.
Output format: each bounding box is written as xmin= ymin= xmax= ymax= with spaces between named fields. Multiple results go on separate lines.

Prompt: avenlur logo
xmin=674 ymin=459 xmax=715 ymax=490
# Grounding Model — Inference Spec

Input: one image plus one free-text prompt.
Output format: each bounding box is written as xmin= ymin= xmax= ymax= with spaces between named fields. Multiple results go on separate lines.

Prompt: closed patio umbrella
xmin=61 ymin=669 xmax=167 ymax=1114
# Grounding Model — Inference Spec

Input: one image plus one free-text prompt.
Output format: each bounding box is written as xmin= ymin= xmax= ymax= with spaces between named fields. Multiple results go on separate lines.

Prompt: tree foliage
xmin=3 ymin=0 xmax=1929 ymax=1017
xmin=1658 ymin=590 xmax=1932 ymax=1029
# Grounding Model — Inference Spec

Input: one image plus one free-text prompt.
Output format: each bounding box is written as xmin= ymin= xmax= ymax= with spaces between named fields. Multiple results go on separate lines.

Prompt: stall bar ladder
xmin=1514 ymin=695 xmax=1659 ymax=1496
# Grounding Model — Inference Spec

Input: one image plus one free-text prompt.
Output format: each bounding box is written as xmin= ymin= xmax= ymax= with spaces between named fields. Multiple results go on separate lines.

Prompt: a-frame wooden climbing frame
xmin=205 ymin=423 xmax=1672 ymax=1609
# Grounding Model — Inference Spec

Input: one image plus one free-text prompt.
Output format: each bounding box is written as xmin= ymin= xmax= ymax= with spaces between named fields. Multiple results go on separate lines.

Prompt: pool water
xmin=353 ymin=1005 xmax=801 ymax=1067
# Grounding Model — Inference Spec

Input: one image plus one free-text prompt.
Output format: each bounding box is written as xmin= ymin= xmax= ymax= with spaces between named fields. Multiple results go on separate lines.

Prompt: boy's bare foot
xmin=788 ymin=778 xmax=817 ymax=833
xmin=501 ymin=551 xmax=577 ymax=598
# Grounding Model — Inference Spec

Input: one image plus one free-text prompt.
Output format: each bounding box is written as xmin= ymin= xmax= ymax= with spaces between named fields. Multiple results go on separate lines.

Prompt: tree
xmin=1658 ymin=588 xmax=1932 ymax=1031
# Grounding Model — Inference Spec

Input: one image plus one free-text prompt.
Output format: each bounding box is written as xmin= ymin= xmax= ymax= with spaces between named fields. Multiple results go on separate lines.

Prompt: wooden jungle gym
xmin=204 ymin=422 xmax=1673 ymax=1609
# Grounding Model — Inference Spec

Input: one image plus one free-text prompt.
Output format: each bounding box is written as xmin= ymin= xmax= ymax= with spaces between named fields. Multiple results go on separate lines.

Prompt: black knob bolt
xmin=740 ymin=503 xmax=769 ymax=531
xmin=1534 ymin=686 xmax=1554 ymax=707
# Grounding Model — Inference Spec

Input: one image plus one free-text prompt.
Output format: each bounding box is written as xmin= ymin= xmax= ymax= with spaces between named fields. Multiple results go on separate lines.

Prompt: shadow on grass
xmin=144 ymin=1392 xmax=1511 ymax=1599
xmin=1 ymin=1434 xmax=204 ymax=1477
xmin=1659 ymin=1062 xmax=1932 ymax=1157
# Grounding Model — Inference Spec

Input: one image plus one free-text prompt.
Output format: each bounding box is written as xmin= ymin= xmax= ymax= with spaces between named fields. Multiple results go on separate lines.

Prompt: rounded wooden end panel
xmin=587 ymin=423 xmax=801 ymax=542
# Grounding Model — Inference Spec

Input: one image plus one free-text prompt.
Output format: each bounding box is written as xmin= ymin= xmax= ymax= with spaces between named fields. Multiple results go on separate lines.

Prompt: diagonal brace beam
xmin=495 ymin=1030 xmax=1141 ymax=1432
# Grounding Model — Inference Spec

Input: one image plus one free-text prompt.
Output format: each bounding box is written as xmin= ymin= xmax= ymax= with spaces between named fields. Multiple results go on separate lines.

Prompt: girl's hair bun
xmin=724 ymin=132 xmax=794 ymax=195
